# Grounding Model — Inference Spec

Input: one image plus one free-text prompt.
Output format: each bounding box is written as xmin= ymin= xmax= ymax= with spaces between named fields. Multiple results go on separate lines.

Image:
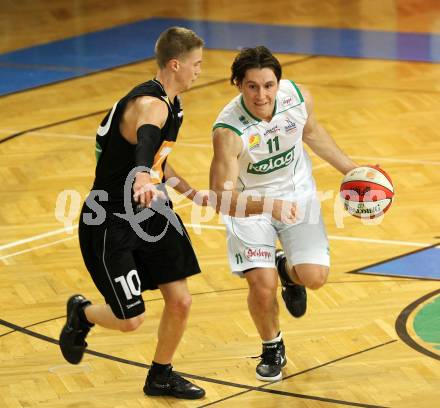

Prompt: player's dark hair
xmin=155 ymin=26 xmax=204 ymax=69
xmin=230 ymin=46 xmax=282 ymax=85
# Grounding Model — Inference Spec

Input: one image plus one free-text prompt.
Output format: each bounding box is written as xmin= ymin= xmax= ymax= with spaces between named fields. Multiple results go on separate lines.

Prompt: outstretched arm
xmin=209 ymin=127 xmax=296 ymax=222
xmin=300 ymin=86 xmax=358 ymax=174
xmin=164 ymin=162 xmax=209 ymax=206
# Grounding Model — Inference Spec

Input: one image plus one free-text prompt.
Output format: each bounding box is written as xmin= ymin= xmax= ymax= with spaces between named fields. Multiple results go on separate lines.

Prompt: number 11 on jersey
xmin=267 ymin=136 xmax=279 ymax=154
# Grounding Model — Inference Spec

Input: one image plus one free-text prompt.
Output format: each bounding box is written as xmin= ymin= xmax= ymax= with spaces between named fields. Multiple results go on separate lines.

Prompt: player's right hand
xmin=133 ymin=172 xmax=165 ymax=208
xmin=272 ymin=199 xmax=297 ymax=224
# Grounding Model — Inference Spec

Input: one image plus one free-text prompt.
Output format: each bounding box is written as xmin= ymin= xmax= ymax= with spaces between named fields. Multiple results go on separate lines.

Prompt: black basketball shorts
xmin=78 ymin=204 xmax=201 ymax=319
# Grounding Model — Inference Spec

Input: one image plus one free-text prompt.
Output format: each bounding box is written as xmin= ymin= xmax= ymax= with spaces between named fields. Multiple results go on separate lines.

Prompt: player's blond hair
xmin=155 ymin=27 xmax=204 ymax=69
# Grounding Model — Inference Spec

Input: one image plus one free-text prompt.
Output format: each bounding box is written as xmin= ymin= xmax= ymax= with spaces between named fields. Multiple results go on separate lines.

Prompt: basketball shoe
xmin=256 ymin=338 xmax=287 ymax=381
xmin=275 ymin=249 xmax=307 ymax=318
xmin=144 ymin=365 xmax=205 ymax=399
xmin=59 ymin=294 xmax=93 ymax=364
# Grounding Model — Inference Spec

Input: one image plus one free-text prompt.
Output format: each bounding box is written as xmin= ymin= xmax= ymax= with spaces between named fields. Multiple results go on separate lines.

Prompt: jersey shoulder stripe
xmin=213 ymin=95 xmax=260 ymax=136
xmin=213 ymin=122 xmax=242 ymax=136
xmin=274 ymin=79 xmax=307 ymax=118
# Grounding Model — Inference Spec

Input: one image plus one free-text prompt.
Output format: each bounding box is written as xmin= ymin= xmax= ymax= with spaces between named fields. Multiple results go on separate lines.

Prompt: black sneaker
xmin=256 ymin=339 xmax=287 ymax=381
xmin=59 ymin=294 xmax=93 ymax=364
xmin=275 ymin=249 xmax=307 ymax=318
xmin=144 ymin=366 xmax=205 ymax=399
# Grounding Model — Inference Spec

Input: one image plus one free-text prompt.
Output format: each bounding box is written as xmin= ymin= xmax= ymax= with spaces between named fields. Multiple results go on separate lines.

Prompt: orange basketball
xmin=340 ymin=165 xmax=394 ymax=219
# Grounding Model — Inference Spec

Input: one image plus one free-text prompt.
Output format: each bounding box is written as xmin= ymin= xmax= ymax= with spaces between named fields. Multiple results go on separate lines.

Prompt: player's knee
xmin=255 ymin=285 xmax=277 ymax=299
xmin=166 ymin=294 xmax=192 ymax=316
xmin=119 ymin=314 xmax=145 ymax=332
xmin=249 ymin=284 xmax=277 ymax=305
xmin=306 ymin=267 xmax=328 ymax=290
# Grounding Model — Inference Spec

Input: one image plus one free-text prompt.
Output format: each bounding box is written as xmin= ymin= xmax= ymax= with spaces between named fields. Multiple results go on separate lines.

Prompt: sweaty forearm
xmin=212 ymin=190 xmax=282 ymax=218
xmin=164 ymin=163 xmax=195 ymax=198
xmin=306 ymin=125 xmax=357 ymax=174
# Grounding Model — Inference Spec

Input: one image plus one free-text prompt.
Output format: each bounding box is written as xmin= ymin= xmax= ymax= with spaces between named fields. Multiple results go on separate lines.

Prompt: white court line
xmin=177 ymin=142 xmax=211 ymax=148
xmin=28 ymin=131 xmax=93 ymax=140
xmin=172 ymin=201 xmax=195 ymax=210
xmin=3 ymin=129 xmax=440 ymax=166
xmin=0 ymin=236 xmax=76 ymax=261
xmin=307 ymin=151 xmax=440 ymax=166
xmin=0 ymin=201 xmax=190 ymax=253
xmin=349 ymin=155 xmax=440 ymax=166
xmin=0 ymin=225 xmax=78 ymax=251
xmin=327 ymin=235 xmax=433 ymax=248
xmin=0 ymin=129 xmax=94 ymax=140
xmin=184 ymin=223 xmax=226 ymax=231
xmin=0 ymin=222 xmax=433 ymax=261
xmin=312 ymin=162 xmax=331 ymax=170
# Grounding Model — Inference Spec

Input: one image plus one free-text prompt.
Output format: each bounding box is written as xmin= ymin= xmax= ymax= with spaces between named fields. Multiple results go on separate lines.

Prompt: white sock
xmin=262 ymin=331 xmax=282 ymax=344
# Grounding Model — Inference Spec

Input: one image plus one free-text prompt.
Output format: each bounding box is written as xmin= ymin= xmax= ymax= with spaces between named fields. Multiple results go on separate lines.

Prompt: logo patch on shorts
xmin=244 ymin=247 xmax=273 ymax=262
xmin=126 ymin=300 xmax=142 ymax=309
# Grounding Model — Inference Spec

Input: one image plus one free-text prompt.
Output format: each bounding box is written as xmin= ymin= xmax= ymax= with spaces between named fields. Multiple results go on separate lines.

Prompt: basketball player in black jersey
xmin=59 ymin=27 xmax=207 ymax=399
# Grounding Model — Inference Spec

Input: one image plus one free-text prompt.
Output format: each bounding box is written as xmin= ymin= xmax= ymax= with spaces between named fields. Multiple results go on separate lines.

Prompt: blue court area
xmin=355 ymin=246 xmax=440 ymax=280
xmin=1 ymin=17 xmax=440 ymax=95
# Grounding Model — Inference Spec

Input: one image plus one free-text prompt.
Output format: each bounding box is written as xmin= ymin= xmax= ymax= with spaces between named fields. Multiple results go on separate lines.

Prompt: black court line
xmin=0 ymin=288 xmax=250 ymax=338
xmin=349 ymin=272 xmax=440 ymax=282
xmin=0 ymin=288 xmax=250 ymax=337
xmin=0 ymin=53 xmax=316 ymax=100
xmin=347 ymin=241 xmax=440 ymax=280
xmin=0 ymin=55 xmax=314 ymax=144
xmin=0 ymin=280 xmax=404 ymax=337
xmin=198 ymin=340 xmax=395 ymax=408
xmin=0 ymin=61 xmax=95 ymax=73
xmin=395 ymin=288 xmax=440 ymax=361
xmin=0 ymin=58 xmax=156 ymax=99
xmin=0 ymin=110 xmax=108 ymax=144
xmin=299 ymin=81 xmax=440 ymax=95
xmin=0 ymin=315 xmax=65 ymax=338
xmin=0 ymin=317 xmax=392 ymax=407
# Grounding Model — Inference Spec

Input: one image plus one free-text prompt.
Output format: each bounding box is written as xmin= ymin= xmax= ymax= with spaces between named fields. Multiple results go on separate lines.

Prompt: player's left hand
xmin=191 ymin=190 xmax=211 ymax=207
xmin=133 ymin=172 xmax=166 ymax=208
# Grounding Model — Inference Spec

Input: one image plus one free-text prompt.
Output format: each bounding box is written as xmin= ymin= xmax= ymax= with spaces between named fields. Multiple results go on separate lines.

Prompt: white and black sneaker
xmin=256 ymin=339 xmax=287 ymax=381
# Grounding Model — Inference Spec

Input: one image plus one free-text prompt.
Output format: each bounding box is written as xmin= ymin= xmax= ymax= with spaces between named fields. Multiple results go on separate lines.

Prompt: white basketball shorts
xmin=222 ymin=212 xmax=330 ymax=276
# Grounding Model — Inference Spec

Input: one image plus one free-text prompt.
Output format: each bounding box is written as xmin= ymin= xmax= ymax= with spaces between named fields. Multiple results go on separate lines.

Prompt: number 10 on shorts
xmin=114 ymin=270 xmax=141 ymax=300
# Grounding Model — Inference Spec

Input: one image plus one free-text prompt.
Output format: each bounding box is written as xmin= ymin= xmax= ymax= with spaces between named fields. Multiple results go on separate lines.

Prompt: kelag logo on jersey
xmin=247 ymin=147 xmax=295 ymax=175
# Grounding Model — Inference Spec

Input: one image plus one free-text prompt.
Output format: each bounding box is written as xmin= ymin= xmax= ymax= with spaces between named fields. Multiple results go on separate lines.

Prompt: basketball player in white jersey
xmin=209 ymin=46 xmax=358 ymax=381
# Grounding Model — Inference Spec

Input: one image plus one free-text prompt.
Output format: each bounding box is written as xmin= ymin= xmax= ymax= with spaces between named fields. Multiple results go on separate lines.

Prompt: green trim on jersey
xmin=290 ymin=80 xmax=304 ymax=102
xmin=240 ymin=96 xmax=262 ymax=122
xmin=275 ymin=102 xmax=302 ymax=116
xmin=95 ymin=141 xmax=102 ymax=161
xmin=272 ymin=100 xmax=277 ymax=116
xmin=213 ymin=123 xmax=243 ymax=136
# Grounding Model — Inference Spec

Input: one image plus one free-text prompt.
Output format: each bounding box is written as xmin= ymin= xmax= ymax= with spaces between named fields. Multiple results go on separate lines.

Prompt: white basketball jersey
xmin=213 ymin=79 xmax=315 ymax=200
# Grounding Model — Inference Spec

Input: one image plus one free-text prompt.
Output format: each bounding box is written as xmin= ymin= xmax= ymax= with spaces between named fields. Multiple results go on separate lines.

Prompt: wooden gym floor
xmin=0 ymin=1 xmax=439 ymax=407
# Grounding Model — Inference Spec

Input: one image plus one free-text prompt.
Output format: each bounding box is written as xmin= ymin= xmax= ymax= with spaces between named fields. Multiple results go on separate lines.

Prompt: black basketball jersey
xmin=92 ymin=79 xmax=183 ymax=211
